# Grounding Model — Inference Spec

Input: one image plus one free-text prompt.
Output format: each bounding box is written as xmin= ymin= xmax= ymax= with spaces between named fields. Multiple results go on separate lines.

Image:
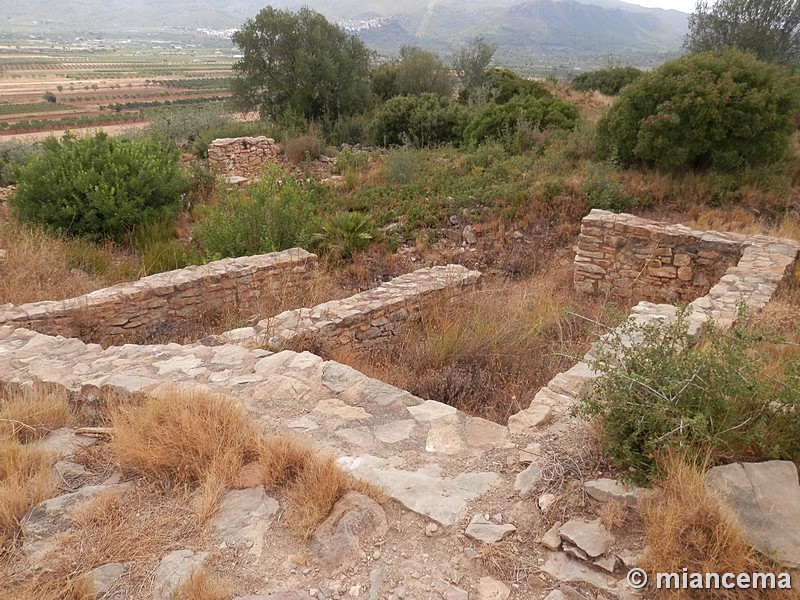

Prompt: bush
xmin=574 ymin=307 xmax=800 ymax=483
xmin=283 ymin=134 xmax=322 ymax=164
xmin=459 ymin=68 xmax=551 ymax=105
xmin=311 ymin=211 xmax=378 ymax=260
xmin=463 ymin=94 xmax=579 ymax=145
xmin=194 ymin=165 xmax=321 ymax=259
xmin=369 ymin=93 xmax=471 ymax=148
xmin=571 ymin=66 xmax=642 ymax=95
xmin=596 ymin=49 xmax=800 ymax=171
xmin=0 ymin=139 xmax=41 ymax=185
xmin=10 ymin=133 xmax=188 ymax=242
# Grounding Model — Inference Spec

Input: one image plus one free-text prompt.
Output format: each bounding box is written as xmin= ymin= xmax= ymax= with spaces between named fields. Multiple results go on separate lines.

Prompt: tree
xmin=230 ymin=7 xmax=372 ymax=124
xmin=42 ymin=91 xmax=56 ymax=103
xmin=685 ymin=0 xmax=800 ymax=65
xmin=453 ymin=36 xmax=497 ymax=94
xmin=596 ymin=49 xmax=800 ymax=171
xmin=370 ymin=47 xmax=453 ymax=100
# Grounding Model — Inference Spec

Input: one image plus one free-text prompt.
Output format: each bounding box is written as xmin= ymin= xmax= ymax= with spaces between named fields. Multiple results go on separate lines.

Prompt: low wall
xmin=207 ymin=136 xmax=280 ymax=178
xmin=0 ymin=248 xmax=317 ymax=343
xmin=574 ymin=209 xmax=746 ymax=302
xmin=207 ymin=265 xmax=482 ymax=352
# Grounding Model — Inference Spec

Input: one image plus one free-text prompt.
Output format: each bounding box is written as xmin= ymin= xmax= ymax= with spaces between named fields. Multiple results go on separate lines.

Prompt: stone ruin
xmin=207 ymin=136 xmax=281 ymax=180
xmin=2 ymin=209 xmax=799 ymax=599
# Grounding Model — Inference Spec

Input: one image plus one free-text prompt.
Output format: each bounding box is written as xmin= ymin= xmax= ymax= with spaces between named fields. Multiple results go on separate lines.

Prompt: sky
xmin=628 ymin=0 xmax=697 ymax=13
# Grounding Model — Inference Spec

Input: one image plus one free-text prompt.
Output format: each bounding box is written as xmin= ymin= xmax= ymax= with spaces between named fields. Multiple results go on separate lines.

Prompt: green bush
xmin=571 ymin=66 xmax=642 ymax=95
xmin=369 ymin=94 xmax=471 ymax=148
xmin=311 ymin=211 xmax=377 ymax=260
xmin=460 ymin=68 xmax=551 ymax=105
xmin=596 ymin=49 xmax=800 ymax=171
xmin=10 ymin=133 xmax=188 ymax=242
xmin=575 ymin=307 xmax=800 ymax=483
xmin=0 ymin=140 xmax=41 ymax=185
xmin=464 ymin=94 xmax=579 ymax=145
xmin=194 ymin=165 xmax=321 ymax=259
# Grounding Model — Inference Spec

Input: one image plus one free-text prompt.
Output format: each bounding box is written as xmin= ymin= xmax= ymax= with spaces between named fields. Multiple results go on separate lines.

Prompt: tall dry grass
xmin=0 ymin=385 xmax=75 ymax=443
xmin=331 ymin=264 xmax=617 ymax=422
xmin=641 ymin=453 xmax=799 ymax=599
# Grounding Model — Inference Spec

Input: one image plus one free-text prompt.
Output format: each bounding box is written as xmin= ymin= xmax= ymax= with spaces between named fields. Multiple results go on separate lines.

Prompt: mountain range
xmin=2 ymin=0 xmax=688 ymax=57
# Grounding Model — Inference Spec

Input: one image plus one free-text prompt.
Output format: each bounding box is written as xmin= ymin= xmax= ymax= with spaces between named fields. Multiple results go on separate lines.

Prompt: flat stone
xmin=705 ymin=460 xmax=800 ymax=569
xmin=336 ymin=427 xmax=374 ymax=447
xmin=358 ymin=378 xmax=414 ymax=407
xmin=463 ymin=417 xmax=508 ymax=449
xmin=369 ymin=567 xmax=388 ymax=600
xmin=425 ymin=421 xmax=467 ymax=455
xmin=211 ymin=486 xmax=279 ymax=557
xmin=542 ymin=552 xmax=635 ymax=599
xmin=435 ymin=579 xmax=468 ymax=600
xmin=477 ymin=577 xmax=510 ymax=600
xmin=407 ymin=400 xmax=457 ymax=421
xmin=343 ymin=455 xmax=497 ymax=526
xmin=34 ymin=428 xmax=96 ymax=458
xmin=77 ymin=562 xmax=125 ymax=598
xmin=558 ymin=519 xmax=614 ymax=558
xmin=373 ymin=419 xmax=415 ymax=444
xmin=321 ymin=361 xmax=365 ymax=392
xmin=310 ymin=492 xmax=388 ymax=576
xmin=314 ymin=398 xmax=371 ymax=421
xmin=593 ymin=555 xmax=618 ymax=573
xmin=584 ymin=479 xmax=646 ymax=508
xmin=152 ymin=549 xmax=208 ymax=600
xmin=286 ymin=416 xmax=319 ymax=431
xmin=234 ymin=593 xmax=309 ymax=600
xmin=507 ymin=405 xmax=552 ymax=434
xmin=465 ymin=514 xmax=516 ymax=544
xmin=253 ymin=375 xmax=312 ymax=403
xmin=514 ymin=461 xmax=541 ymax=499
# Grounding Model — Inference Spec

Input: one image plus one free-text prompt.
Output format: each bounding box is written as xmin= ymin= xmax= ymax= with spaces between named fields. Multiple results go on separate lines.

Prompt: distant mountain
xmin=2 ymin=0 xmax=687 ymax=56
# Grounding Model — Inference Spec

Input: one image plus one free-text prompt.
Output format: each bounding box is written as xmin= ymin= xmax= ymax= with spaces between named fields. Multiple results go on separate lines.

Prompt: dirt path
xmin=0 ymin=122 xmax=149 ymax=142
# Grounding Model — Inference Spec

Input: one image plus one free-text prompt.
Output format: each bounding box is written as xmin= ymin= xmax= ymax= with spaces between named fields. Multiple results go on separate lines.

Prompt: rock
xmin=314 ymin=398 xmax=372 ymax=421
xmin=407 ymin=400 xmax=457 ymax=422
xmin=54 ymin=460 xmax=91 ymax=480
xmin=538 ymin=493 xmax=556 ymax=512
xmin=235 ymin=461 xmax=267 ymax=489
xmin=34 ymin=427 xmax=97 ymax=458
xmin=425 ymin=523 xmax=439 ymax=537
xmin=563 ymin=542 xmax=590 ymax=561
xmin=465 ymin=514 xmax=516 ymax=544
xmin=558 ymin=519 xmax=613 ymax=558
xmin=705 ymin=460 xmax=800 ymax=569
xmin=593 ymin=555 xmax=618 ymax=573
xmin=211 ymin=486 xmax=279 ymax=557
xmin=616 ymin=549 xmax=644 ymax=569
xmin=514 ymin=462 xmax=541 ymax=499
xmin=542 ymin=552 xmax=636 ymax=600
xmin=477 ymin=576 xmax=510 ymax=600
xmin=21 ymin=483 xmax=131 ymax=561
xmin=368 ymin=567 xmax=388 ymax=600
xmin=152 ymin=549 xmax=208 ymax=600
xmin=234 ymin=593 xmax=310 ymax=600
xmin=541 ymin=521 xmax=562 ymax=551
xmin=544 ymin=587 xmax=588 ymax=600
xmin=76 ymin=562 xmax=125 ymax=598
xmin=584 ymin=479 xmax=645 ymax=508
xmin=374 ymin=419 xmax=415 ymax=444
xmin=310 ymin=492 xmax=388 ymax=576
xmin=507 ymin=405 xmax=552 ymax=434
xmin=434 ymin=579 xmax=468 ymax=600
xmin=462 ymin=225 xmax=477 ymax=245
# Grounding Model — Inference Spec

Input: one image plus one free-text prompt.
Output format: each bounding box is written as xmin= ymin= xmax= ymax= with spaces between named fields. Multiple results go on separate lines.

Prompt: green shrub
xmin=464 ymin=94 xmax=579 ymax=145
xmin=369 ymin=94 xmax=471 ymax=148
xmin=331 ymin=147 xmax=369 ymax=175
xmin=575 ymin=307 xmax=800 ymax=484
xmin=460 ymin=68 xmax=550 ymax=105
xmin=311 ymin=211 xmax=377 ymax=260
xmin=383 ymin=150 xmax=421 ymax=185
xmin=596 ymin=49 xmax=800 ymax=171
xmin=194 ymin=165 xmax=321 ymax=259
xmin=0 ymin=140 xmax=41 ymax=185
xmin=571 ymin=66 xmax=642 ymax=95
xmin=10 ymin=133 xmax=188 ymax=242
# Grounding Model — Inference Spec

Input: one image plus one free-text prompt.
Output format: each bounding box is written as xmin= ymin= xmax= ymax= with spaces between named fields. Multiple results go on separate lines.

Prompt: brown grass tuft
xmin=0 ymin=385 xmax=75 ymax=443
xmin=640 ymin=453 xmax=799 ymax=599
xmin=283 ymin=454 xmax=350 ymax=538
xmin=172 ymin=569 xmax=231 ymax=600
xmin=0 ymin=441 xmax=58 ymax=548
xmin=598 ymin=499 xmax=627 ymax=531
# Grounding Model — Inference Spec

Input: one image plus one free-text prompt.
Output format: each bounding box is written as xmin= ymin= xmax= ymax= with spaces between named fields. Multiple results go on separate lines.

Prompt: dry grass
xmin=0 ymin=385 xmax=75 ymax=443
xmin=641 ymin=454 xmax=799 ymax=599
xmin=598 ymin=499 xmax=627 ymax=531
xmin=0 ymin=223 xmax=137 ymax=305
xmin=331 ymin=264 xmax=617 ymax=422
xmin=172 ymin=568 xmax=231 ymax=600
xmin=0 ymin=441 xmax=58 ymax=548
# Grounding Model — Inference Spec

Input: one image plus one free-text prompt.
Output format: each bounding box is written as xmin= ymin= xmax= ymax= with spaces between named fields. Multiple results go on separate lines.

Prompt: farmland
xmin=0 ymin=43 xmax=235 ymax=135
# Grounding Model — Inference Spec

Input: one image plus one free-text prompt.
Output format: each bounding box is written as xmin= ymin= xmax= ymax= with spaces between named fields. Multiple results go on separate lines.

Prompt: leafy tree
xmin=10 ymin=133 xmax=187 ymax=242
xmin=369 ymin=94 xmax=470 ymax=148
xmin=230 ymin=7 xmax=372 ymax=124
xmin=596 ymin=49 xmax=800 ymax=171
xmin=453 ymin=36 xmax=497 ymax=94
xmin=571 ymin=66 xmax=642 ymax=95
xmin=685 ymin=0 xmax=800 ymax=64
xmin=42 ymin=91 xmax=56 ymax=103
xmin=371 ymin=47 xmax=453 ymax=100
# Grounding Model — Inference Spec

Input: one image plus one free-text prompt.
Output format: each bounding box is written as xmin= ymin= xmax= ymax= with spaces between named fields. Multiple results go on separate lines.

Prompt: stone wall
xmin=208 ymin=265 xmax=482 ymax=352
xmin=0 ymin=248 xmax=317 ymax=343
xmin=574 ymin=209 xmax=747 ymax=302
xmin=207 ymin=136 xmax=280 ymax=178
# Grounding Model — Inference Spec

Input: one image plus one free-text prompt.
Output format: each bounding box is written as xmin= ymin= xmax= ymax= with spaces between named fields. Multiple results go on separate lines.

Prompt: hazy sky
xmin=628 ymin=0 xmax=697 ymax=13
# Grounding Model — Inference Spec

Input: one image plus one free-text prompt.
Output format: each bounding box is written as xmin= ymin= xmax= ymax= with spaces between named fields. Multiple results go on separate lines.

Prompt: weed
xmin=284 ymin=134 xmax=322 ymax=164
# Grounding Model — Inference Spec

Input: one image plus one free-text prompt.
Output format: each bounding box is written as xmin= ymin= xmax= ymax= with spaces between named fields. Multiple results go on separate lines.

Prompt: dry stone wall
xmin=207 ymin=265 xmax=482 ymax=352
xmin=0 ymin=249 xmax=317 ymax=343
xmin=207 ymin=136 xmax=280 ymax=178
xmin=574 ymin=209 xmax=747 ymax=302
